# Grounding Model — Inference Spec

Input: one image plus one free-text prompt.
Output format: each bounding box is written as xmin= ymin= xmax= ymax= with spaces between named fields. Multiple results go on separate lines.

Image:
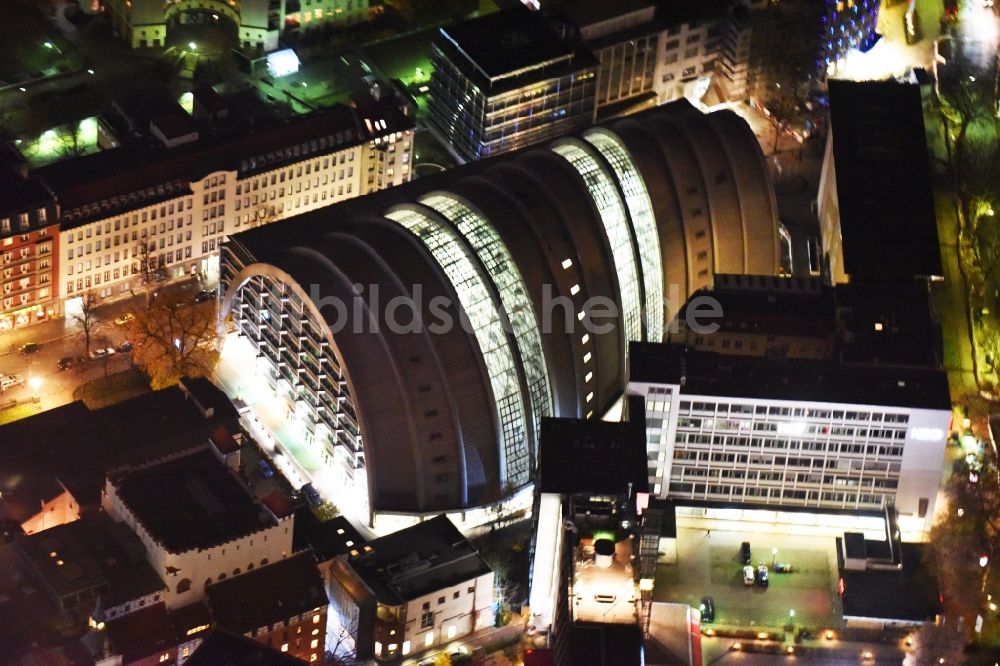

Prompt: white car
xmin=743 ymin=565 xmax=756 ymax=586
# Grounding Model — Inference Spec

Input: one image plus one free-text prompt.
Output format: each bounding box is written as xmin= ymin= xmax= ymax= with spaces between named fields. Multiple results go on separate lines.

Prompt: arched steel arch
xmin=219 ymin=99 xmax=780 ymax=516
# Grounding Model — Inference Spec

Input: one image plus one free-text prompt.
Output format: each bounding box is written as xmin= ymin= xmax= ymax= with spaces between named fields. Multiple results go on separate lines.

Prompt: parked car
xmin=0 ymin=374 xmax=23 ymax=391
xmin=257 ymin=459 xmax=275 ymax=478
xmin=743 ymin=565 xmax=756 ymax=586
xmin=117 ymin=341 xmax=133 ymax=353
xmin=193 ymin=289 xmax=214 ymax=303
xmin=19 ymin=343 xmax=39 ymax=354
xmin=756 ymin=565 xmax=769 ymax=588
xmin=114 ymin=312 xmax=135 ymax=326
xmin=301 ymin=482 xmax=322 ymax=507
xmin=741 ymin=541 xmax=751 ymax=565
xmin=58 ymin=356 xmax=76 ymax=370
xmin=91 ymin=347 xmax=116 ymax=360
xmin=699 ymin=596 xmax=715 ymax=623
xmin=775 ymin=563 xmax=794 ymax=573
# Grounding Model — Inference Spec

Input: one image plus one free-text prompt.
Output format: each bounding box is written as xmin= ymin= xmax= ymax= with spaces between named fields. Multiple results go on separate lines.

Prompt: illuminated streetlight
xmin=28 ymin=376 xmax=42 ymax=392
xmin=43 ymin=41 xmax=53 ymax=49
xmin=188 ymin=41 xmax=197 ymax=51
xmin=981 ymin=555 xmax=989 ymax=568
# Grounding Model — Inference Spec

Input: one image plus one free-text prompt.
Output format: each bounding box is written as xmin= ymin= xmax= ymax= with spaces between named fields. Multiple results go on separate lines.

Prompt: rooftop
xmin=110 ymin=449 xmax=274 ymax=553
xmin=538 ymin=413 xmax=648 ymax=496
xmin=292 ymin=511 xmax=366 ymax=562
xmin=14 ymin=512 xmax=165 ymax=608
xmin=840 ymin=542 xmax=939 ymax=622
xmin=629 ymin=343 xmax=951 ymax=411
xmin=106 ymin=602 xmax=178 ymax=663
xmin=185 ymin=629 xmax=307 ymax=666
xmin=0 ymin=383 xmax=239 ymax=516
xmin=349 ymin=515 xmax=491 ymax=605
xmin=828 ymin=80 xmax=941 ymax=280
xmin=205 ymin=552 xmax=327 ymax=634
xmin=437 ymin=7 xmax=598 ymax=90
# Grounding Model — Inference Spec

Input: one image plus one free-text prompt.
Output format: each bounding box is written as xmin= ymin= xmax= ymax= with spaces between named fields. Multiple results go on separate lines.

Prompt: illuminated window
xmin=311 ymin=639 xmax=318 ymax=649
xmin=583 ymin=352 xmax=592 ymax=363
xmin=583 ymin=131 xmax=663 ymax=342
xmin=421 ymin=193 xmax=552 ymax=442
xmin=585 ymin=372 xmax=593 ymax=382
xmin=281 ymin=644 xmax=289 ymax=652
xmin=386 ymin=207 xmax=531 ymax=485
xmin=313 ymin=614 xmax=321 ymax=624
xmin=403 ymin=640 xmax=411 ymax=655
xmin=562 ymin=258 xmax=573 ymax=269
xmin=570 ymin=283 xmax=580 ymax=296
xmin=552 ymin=142 xmax=642 ymax=346
xmin=447 ymin=625 xmax=457 ymax=639
xmin=425 ymin=633 xmax=434 ymax=647
xmin=375 ymin=641 xmax=382 ymax=654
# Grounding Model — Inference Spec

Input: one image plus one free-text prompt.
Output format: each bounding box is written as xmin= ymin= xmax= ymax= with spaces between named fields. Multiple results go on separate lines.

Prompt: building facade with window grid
xmin=219 ymin=101 xmax=779 ymax=520
xmin=39 ymin=106 xmax=412 ymax=312
xmin=631 ymin=345 xmax=951 ymax=534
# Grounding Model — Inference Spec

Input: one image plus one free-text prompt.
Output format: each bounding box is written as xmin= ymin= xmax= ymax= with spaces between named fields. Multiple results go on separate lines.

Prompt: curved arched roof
xmin=221 ymin=100 xmax=779 ymax=515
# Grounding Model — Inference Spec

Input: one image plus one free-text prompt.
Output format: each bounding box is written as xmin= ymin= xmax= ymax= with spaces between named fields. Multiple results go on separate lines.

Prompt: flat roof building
xmin=818 ymin=80 xmax=940 ymax=283
xmin=327 ymin=515 xmax=494 ymax=662
xmin=102 ymin=446 xmax=294 ymax=609
xmin=628 ymin=277 xmax=951 ymax=538
xmin=428 ymin=7 xmax=599 ymax=161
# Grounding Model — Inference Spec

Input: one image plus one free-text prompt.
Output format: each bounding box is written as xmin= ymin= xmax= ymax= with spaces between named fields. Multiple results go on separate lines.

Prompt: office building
xmin=628 ymin=275 xmax=951 ymax=536
xmin=427 ymin=7 xmax=599 ymax=161
xmin=218 ymin=101 xmax=780 ymax=524
xmin=103 ymin=0 xmax=369 ymax=51
xmin=327 ymin=515 xmax=494 ymax=662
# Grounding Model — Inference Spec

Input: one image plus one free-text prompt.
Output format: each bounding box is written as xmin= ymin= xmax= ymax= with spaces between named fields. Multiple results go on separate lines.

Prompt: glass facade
xmin=420 ymin=193 xmax=552 ymax=436
xmin=551 ymin=142 xmax=643 ymax=346
xmin=583 ymin=131 xmax=663 ymax=342
xmin=384 ymin=207 xmax=532 ymax=487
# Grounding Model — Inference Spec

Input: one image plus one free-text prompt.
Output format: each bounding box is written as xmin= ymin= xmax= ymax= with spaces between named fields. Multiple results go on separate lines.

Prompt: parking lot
xmin=653 ymin=527 xmax=842 ymax=631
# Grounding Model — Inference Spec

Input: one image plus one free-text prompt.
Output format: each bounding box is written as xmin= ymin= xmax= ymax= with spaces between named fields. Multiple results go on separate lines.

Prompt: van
xmin=741 ymin=542 xmax=751 ymax=564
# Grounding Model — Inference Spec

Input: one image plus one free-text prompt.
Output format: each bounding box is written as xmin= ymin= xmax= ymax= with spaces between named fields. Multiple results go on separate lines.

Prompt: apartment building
xmin=652 ymin=3 xmax=726 ymax=105
xmin=327 ymin=515 xmax=494 ymax=662
xmin=6 ymin=99 xmax=412 ymax=315
xmin=629 ymin=276 xmax=951 ymax=535
xmin=0 ymin=152 xmax=60 ymax=330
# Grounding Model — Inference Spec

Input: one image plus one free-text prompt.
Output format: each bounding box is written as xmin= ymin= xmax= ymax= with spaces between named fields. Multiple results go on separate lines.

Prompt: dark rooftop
xmin=840 ymin=542 xmax=939 ymax=622
xmin=110 ymin=449 xmax=273 ymax=553
xmin=349 ymin=515 xmax=492 ymax=605
xmin=538 ymin=413 xmax=648 ymax=496
xmin=106 ymin=602 xmax=177 ymax=663
xmin=437 ymin=7 xmax=598 ymax=90
xmin=570 ymin=623 xmax=643 ymax=666
xmin=828 ymin=80 xmax=941 ymax=280
xmin=0 ymin=384 xmax=239 ymax=517
xmin=14 ymin=512 xmax=165 ymax=608
xmin=205 ymin=552 xmax=327 ymax=635
xmin=629 ymin=343 xmax=951 ymax=411
xmin=292 ymin=511 xmax=366 ymax=562
xmin=169 ymin=600 xmax=212 ymax=640
xmin=185 ymin=629 xmax=307 ymax=666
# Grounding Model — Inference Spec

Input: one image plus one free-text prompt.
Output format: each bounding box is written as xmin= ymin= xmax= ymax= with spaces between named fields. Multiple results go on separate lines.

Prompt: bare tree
xmin=73 ymin=290 xmax=103 ymax=359
xmin=127 ymin=291 xmax=219 ymax=389
xmin=903 ymin=619 xmax=966 ymax=666
xmin=326 ymin=615 xmax=362 ymax=666
xmin=248 ymin=203 xmax=277 ymax=229
xmin=131 ymin=238 xmax=155 ymax=286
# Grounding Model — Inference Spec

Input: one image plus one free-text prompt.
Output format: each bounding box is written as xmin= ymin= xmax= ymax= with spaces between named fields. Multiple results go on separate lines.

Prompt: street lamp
xmin=28 ymin=376 xmax=42 ymax=393
xmin=188 ymin=42 xmax=197 ymax=51
xmin=772 ymin=547 xmax=778 ymax=567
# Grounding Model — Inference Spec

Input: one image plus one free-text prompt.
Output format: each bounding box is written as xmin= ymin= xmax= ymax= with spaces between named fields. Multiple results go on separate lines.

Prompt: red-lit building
xmin=0 ymin=152 xmax=59 ymax=330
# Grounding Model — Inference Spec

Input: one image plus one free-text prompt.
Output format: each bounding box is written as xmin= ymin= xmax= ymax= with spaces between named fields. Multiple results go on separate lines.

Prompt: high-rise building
xmin=427 ymin=7 xmax=599 ymax=162
xmin=628 ymin=275 xmax=950 ymax=537
xmin=218 ymin=101 xmax=780 ymax=526
xmin=102 ymin=0 xmax=369 ymax=51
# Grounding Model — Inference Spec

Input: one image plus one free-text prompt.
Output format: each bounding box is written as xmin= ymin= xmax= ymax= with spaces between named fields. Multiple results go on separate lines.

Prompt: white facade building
xmin=101 ymin=446 xmax=294 ymax=609
xmin=630 ymin=374 xmax=950 ymax=535
xmin=50 ymin=105 xmax=412 ymax=313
